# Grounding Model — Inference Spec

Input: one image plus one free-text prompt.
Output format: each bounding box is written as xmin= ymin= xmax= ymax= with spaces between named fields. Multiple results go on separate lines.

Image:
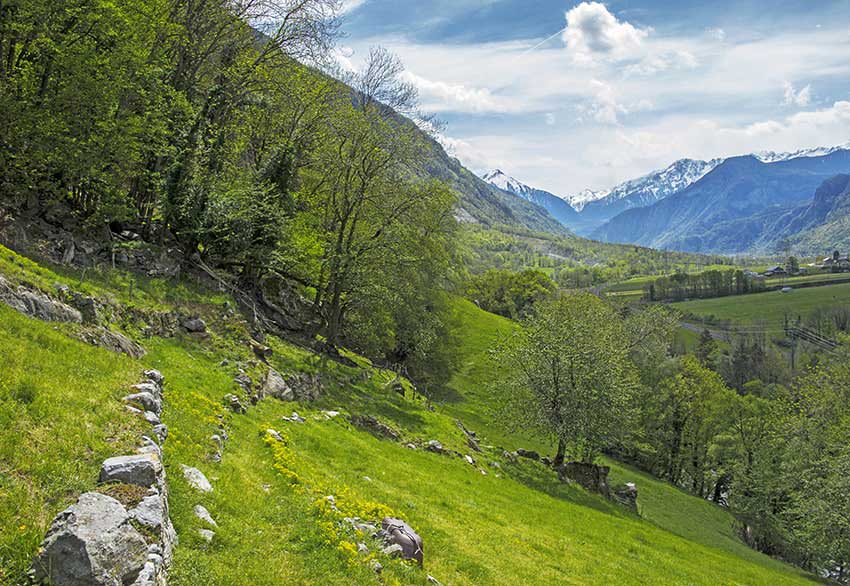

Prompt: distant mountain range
xmin=483 ymin=141 xmax=850 ymax=254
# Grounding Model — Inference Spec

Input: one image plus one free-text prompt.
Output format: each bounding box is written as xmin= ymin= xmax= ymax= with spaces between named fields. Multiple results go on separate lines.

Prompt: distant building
xmin=819 ymin=255 xmax=850 ymax=271
xmin=763 ymin=265 xmax=787 ymax=277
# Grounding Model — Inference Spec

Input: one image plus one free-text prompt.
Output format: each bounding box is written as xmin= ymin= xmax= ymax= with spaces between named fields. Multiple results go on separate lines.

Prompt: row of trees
xmin=644 ymin=269 xmax=766 ymax=301
xmin=497 ymin=292 xmax=850 ymax=579
xmin=0 ymin=0 xmax=460 ymax=378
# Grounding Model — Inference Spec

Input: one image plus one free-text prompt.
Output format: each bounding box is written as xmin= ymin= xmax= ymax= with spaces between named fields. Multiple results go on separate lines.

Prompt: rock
xmin=266 ymin=429 xmax=283 ymax=442
xmin=99 ymin=454 xmax=161 ymax=487
xmin=427 ymin=575 xmax=442 ymax=585
xmin=77 ymin=327 xmax=146 ymax=358
xmin=143 ymin=411 xmax=161 ymax=426
xmin=557 ymin=462 xmax=611 ymax=496
xmin=196 ymin=528 xmax=215 ymax=543
xmin=489 ymin=461 xmax=501 ymax=469
xmin=123 ymin=392 xmax=161 ymax=415
xmin=234 ymin=373 xmax=252 ymax=392
xmin=370 ymin=560 xmax=383 ymax=573
xmin=223 ymin=393 xmax=246 ymax=414
xmin=181 ymin=465 xmax=213 ymax=493
xmin=0 ymin=276 xmax=82 ymax=323
xmin=249 ymin=339 xmax=273 ymax=359
xmin=611 ymin=482 xmax=639 ymax=512
xmin=516 ymin=448 xmax=540 ymax=461
xmin=322 ymin=410 xmax=340 ymax=418
xmin=130 ymin=493 xmax=165 ymax=530
xmin=502 ymin=450 xmax=518 ymax=463
xmin=464 ymin=455 xmax=475 ymax=465
xmin=456 ymin=420 xmax=481 ymax=452
xmin=264 ymin=369 xmax=293 ymax=401
xmin=541 ymin=456 xmax=553 ymax=467
xmin=357 ymin=542 xmax=369 ymax=554
xmin=193 ymin=505 xmax=218 ymax=527
xmin=349 ymin=414 xmax=401 ymax=441
xmin=152 ymin=425 xmax=168 ymax=444
xmin=405 ymin=443 xmax=417 ymax=450
xmin=31 ymin=492 xmax=149 ymax=586
xmin=288 ymin=372 xmax=323 ymax=401
xmin=181 ymin=317 xmax=206 ymax=333
xmin=143 ymin=369 xmax=164 ymax=385
xmin=382 ymin=543 xmax=404 ymax=557
xmin=281 ymin=411 xmax=305 ymax=423
xmin=425 ymin=440 xmax=447 ymax=455
xmin=70 ymin=293 xmax=99 ymax=323
xmin=378 ymin=517 xmax=423 ymax=566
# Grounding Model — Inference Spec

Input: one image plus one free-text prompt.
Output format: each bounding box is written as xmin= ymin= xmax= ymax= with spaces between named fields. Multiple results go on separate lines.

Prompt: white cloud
xmin=783 ymin=81 xmax=812 ymax=107
xmin=340 ymin=0 xmax=368 ymax=15
xmin=545 ymin=113 xmax=556 ymax=126
xmin=401 ymin=71 xmax=519 ymax=113
xmin=577 ymin=80 xmax=653 ymax=125
xmin=705 ymin=27 xmax=726 ymax=41
xmin=562 ymin=2 xmax=649 ymax=64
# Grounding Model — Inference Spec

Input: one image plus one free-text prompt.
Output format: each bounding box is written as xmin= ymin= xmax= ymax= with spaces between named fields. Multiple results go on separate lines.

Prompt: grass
xmin=0 ymin=256 xmax=823 ymax=585
xmin=674 ymin=281 xmax=850 ymax=325
xmin=0 ymin=304 xmax=144 ymax=584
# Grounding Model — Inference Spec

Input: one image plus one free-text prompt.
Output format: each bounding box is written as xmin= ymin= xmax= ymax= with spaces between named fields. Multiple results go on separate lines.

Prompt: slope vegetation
xmin=0 ymin=249 xmax=820 ymax=585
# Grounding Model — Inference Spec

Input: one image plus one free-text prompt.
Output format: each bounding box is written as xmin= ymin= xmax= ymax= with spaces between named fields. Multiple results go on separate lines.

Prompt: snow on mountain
xmin=754 ymin=141 xmax=850 ymax=163
xmin=481 ymin=169 xmax=535 ymax=199
xmin=564 ymin=188 xmax=611 ymax=211
xmin=588 ymin=158 xmax=723 ymax=210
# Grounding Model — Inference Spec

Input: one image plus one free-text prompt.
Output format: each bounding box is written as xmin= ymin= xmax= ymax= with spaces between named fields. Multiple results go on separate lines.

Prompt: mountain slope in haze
xmin=592 ymin=151 xmax=850 ymax=253
xmin=576 ymin=158 xmax=722 ymax=234
xmin=481 ymin=169 xmax=579 ymax=229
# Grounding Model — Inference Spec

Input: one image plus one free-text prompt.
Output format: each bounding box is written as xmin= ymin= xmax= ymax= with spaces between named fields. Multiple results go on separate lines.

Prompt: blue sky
xmin=336 ymin=0 xmax=850 ymax=195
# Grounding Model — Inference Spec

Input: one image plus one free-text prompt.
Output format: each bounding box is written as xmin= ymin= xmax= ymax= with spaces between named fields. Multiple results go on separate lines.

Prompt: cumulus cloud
xmin=401 ymin=71 xmax=518 ymax=113
xmin=624 ymin=49 xmax=698 ymax=76
xmin=783 ymin=81 xmax=812 ymax=107
xmin=562 ymin=2 xmax=649 ymax=64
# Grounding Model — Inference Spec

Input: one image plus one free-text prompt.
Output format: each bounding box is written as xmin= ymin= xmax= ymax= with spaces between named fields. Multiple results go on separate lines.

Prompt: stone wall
xmin=31 ymin=370 xmax=176 ymax=586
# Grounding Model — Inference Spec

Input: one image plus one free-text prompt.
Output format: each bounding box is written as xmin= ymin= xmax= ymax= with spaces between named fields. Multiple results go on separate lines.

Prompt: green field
xmin=674 ymin=281 xmax=850 ymax=325
xmin=0 ymin=251 xmax=820 ymax=585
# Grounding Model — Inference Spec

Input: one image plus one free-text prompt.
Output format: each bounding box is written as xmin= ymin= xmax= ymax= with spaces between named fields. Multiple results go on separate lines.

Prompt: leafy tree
xmin=496 ymin=293 xmax=638 ymax=465
xmin=465 ymin=269 xmax=557 ymax=319
xmin=696 ymin=329 xmax=717 ymax=368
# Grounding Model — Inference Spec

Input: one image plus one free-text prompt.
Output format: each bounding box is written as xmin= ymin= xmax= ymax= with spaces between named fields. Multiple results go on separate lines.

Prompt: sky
xmin=336 ymin=0 xmax=850 ymax=196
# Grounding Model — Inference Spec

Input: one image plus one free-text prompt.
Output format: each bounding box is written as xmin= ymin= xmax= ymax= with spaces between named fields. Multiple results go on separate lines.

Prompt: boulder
xmin=264 ymin=369 xmax=293 ymax=401
xmin=425 ymin=440 xmax=448 ymax=455
xmin=193 ymin=504 xmax=218 ymax=527
xmin=557 ymin=462 xmax=611 ymax=496
xmin=349 ymin=414 xmax=401 ymax=442
xmin=181 ymin=464 xmax=213 ymax=493
xmin=516 ymin=448 xmax=540 ymax=461
xmin=143 ymin=369 xmax=164 ymax=385
xmin=123 ymin=392 xmax=161 ymax=415
xmin=611 ymin=482 xmax=638 ymax=512
xmin=181 ymin=317 xmax=206 ymax=333
xmin=234 ymin=373 xmax=252 ymax=392
xmin=99 ymin=454 xmax=161 ymax=487
xmin=196 ymin=528 xmax=215 ymax=543
xmin=378 ymin=518 xmax=423 ymax=566
xmin=130 ymin=493 xmax=165 ymax=530
xmin=31 ymin=492 xmax=149 ymax=586
xmin=502 ymin=450 xmax=518 ymax=463
xmin=0 ymin=277 xmax=83 ymax=323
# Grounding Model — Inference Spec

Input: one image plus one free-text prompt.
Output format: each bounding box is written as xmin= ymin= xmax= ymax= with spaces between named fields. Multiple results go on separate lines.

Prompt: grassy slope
xmin=674 ymin=281 xmax=850 ymax=325
xmin=0 ymin=254 xmax=820 ymax=585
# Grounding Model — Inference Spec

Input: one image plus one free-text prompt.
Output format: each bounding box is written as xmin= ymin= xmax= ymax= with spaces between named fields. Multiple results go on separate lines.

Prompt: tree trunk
xmin=553 ymin=438 xmax=566 ymax=468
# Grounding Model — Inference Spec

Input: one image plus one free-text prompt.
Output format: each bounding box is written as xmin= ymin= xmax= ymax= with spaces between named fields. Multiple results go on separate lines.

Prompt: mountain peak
xmin=753 ymin=140 xmax=850 ymax=163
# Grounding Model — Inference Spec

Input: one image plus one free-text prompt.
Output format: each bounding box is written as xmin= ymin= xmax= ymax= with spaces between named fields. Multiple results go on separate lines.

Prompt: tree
xmin=696 ymin=329 xmax=717 ymax=368
xmin=496 ymin=293 xmax=638 ymax=465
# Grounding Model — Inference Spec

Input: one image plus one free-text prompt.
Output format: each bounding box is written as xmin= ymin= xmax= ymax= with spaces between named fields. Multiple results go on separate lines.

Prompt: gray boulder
xmin=516 ymin=448 xmax=540 ymax=461
xmin=223 ymin=393 xmax=246 ymax=414
xmin=31 ymin=492 xmax=149 ymax=586
xmin=99 ymin=454 xmax=161 ymax=487
xmin=130 ymin=494 xmax=165 ymax=530
xmin=181 ymin=317 xmax=206 ymax=333
xmin=0 ymin=276 xmax=83 ymax=323
xmin=122 ymin=392 xmax=161 ymax=415
xmin=193 ymin=504 xmax=218 ymax=527
xmin=378 ymin=518 xmax=423 ymax=566
xmin=264 ymin=369 xmax=293 ymax=401
xmin=181 ymin=464 xmax=213 ymax=493
xmin=611 ymin=482 xmax=639 ymax=512
xmin=349 ymin=414 xmax=400 ymax=442
xmin=557 ymin=462 xmax=611 ymax=496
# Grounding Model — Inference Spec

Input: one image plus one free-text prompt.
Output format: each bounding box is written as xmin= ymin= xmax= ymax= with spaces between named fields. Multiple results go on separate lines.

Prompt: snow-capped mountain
xmin=564 ymin=188 xmax=610 ymax=212
xmin=482 ymin=169 xmax=580 ymax=228
xmin=754 ymin=141 xmax=850 ymax=163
